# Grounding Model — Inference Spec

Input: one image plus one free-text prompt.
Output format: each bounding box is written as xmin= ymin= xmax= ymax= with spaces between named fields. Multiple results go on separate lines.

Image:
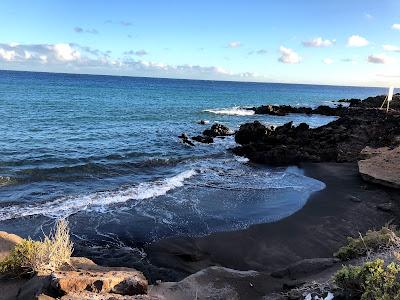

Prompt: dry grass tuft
xmin=0 ymin=219 xmax=73 ymax=276
xmin=334 ymin=226 xmax=400 ymax=261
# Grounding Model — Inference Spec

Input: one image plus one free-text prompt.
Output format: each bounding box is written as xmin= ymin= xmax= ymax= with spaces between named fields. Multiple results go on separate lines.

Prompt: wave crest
xmin=0 ymin=169 xmax=197 ymax=221
xmin=203 ymin=107 xmax=255 ymax=116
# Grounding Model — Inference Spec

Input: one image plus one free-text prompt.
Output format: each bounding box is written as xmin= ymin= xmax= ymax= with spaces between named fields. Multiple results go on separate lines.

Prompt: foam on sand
xmin=204 ymin=107 xmax=255 ymax=116
xmin=0 ymin=169 xmax=197 ymax=221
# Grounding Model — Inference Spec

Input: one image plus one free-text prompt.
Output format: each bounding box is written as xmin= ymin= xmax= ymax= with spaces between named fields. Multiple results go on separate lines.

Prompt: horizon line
xmin=0 ymin=68 xmax=386 ymax=90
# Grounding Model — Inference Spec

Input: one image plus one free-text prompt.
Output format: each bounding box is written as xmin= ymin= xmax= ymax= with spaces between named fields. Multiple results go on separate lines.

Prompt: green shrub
xmin=334 ymin=259 xmax=400 ymax=300
xmin=0 ymin=219 xmax=73 ymax=276
xmin=334 ymin=227 xmax=400 ymax=261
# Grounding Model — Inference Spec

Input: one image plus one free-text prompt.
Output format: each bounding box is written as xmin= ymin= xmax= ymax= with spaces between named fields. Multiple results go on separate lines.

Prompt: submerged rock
xmin=192 ymin=135 xmax=213 ymax=144
xmin=197 ymin=120 xmax=209 ymax=125
xmin=178 ymin=133 xmax=195 ymax=147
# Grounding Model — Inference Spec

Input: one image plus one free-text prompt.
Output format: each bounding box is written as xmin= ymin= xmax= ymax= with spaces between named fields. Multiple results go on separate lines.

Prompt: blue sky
xmin=0 ymin=0 xmax=399 ymax=86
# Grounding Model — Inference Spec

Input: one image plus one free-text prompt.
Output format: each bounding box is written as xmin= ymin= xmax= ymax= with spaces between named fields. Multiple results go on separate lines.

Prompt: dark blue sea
xmin=0 ymin=70 xmax=384 ymax=251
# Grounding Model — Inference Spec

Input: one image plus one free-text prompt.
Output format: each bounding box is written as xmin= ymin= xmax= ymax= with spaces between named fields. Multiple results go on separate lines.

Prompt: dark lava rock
xmin=251 ymin=104 xmax=347 ymax=117
xmin=192 ymin=135 xmax=214 ymax=144
xmin=233 ymin=108 xmax=400 ymax=165
xmin=178 ymin=133 xmax=195 ymax=147
xmin=235 ymin=121 xmax=268 ymax=145
xmin=197 ymin=120 xmax=209 ymax=125
xmin=350 ymin=93 xmax=400 ymax=109
xmin=249 ymin=94 xmax=400 ymax=119
xmin=203 ymin=123 xmax=232 ymax=137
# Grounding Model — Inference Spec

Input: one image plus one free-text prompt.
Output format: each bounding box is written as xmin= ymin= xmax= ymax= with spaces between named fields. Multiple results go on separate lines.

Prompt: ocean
xmin=0 ymin=70 xmax=384 ymax=251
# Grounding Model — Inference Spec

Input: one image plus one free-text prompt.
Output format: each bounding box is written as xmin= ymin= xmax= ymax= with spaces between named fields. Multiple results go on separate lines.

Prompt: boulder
xmin=51 ymin=270 xmax=147 ymax=295
xmin=358 ymin=146 xmax=400 ymax=189
xmin=0 ymin=231 xmax=23 ymax=260
xmin=234 ymin=121 xmax=268 ymax=145
xmin=0 ymin=256 xmax=148 ymax=300
xmin=203 ymin=123 xmax=231 ymax=137
xmin=52 ymin=257 xmax=148 ymax=296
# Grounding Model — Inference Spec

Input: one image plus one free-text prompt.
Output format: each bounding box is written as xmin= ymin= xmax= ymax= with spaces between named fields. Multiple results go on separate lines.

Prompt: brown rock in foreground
xmin=0 ymin=231 xmax=23 ymax=261
xmin=53 ymin=266 xmax=147 ymax=296
xmin=358 ymin=146 xmax=400 ymax=189
xmin=0 ymin=234 xmax=149 ymax=300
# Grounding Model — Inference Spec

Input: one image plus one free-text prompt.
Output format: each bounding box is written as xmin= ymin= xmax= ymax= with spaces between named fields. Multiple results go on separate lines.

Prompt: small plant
xmin=0 ymin=219 xmax=73 ymax=276
xmin=334 ymin=226 xmax=400 ymax=261
xmin=334 ymin=259 xmax=400 ymax=300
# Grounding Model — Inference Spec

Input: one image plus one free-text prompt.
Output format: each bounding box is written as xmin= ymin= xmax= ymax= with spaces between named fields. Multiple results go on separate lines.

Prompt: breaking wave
xmin=203 ymin=107 xmax=255 ymax=116
xmin=0 ymin=169 xmax=197 ymax=221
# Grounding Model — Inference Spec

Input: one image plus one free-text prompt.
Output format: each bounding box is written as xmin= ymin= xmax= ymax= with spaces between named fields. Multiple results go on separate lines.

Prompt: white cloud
xmin=0 ymin=48 xmax=16 ymax=61
xmin=392 ymin=24 xmax=400 ymax=30
xmin=278 ymin=46 xmax=301 ymax=64
xmin=39 ymin=55 xmax=47 ymax=63
xmin=0 ymin=42 xmax=263 ymax=82
xmin=383 ymin=44 xmax=400 ymax=52
xmin=227 ymin=41 xmax=241 ymax=48
xmin=347 ymin=35 xmax=369 ymax=47
xmin=302 ymin=37 xmax=335 ymax=48
xmin=323 ymin=58 xmax=334 ymax=65
xmin=52 ymin=43 xmax=81 ymax=61
xmin=367 ymin=53 xmax=395 ymax=64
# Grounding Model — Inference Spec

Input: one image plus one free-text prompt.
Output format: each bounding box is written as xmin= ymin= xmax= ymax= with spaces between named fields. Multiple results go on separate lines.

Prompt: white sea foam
xmin=204 ymin=107 xmax=255 ymax=116
xmin=0 ymin=169 xmax=197 ymax=221
xmin=234 ymin=155 xmax=250 ymax=163
xmin=0 ymin=176 xmax=14 ymax=187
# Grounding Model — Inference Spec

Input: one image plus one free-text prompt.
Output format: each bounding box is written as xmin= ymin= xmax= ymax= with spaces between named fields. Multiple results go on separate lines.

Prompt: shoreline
xmin=144 ymin=162 xmax=400 ymax=280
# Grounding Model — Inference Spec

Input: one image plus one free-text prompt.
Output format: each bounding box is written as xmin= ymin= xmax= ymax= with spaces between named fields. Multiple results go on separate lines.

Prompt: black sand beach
xmin=146 ymin=162 xmax=400 ymax=278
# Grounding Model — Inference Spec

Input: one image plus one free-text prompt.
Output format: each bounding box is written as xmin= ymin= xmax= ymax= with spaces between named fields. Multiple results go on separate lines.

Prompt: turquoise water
xmin=0 ymin=70 xmax=384 ymax=247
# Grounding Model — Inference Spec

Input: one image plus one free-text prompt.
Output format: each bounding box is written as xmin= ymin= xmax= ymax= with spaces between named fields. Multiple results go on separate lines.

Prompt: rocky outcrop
xmin=233 ymin=109 xmax=400 ymax=165
xmin=3 ymin=257 xmax=149 ymax=300
xmin=350 ymin=93 xmax=400 ymax=109
xmin=358 ymin=146 xmax=400 ymax=189
xmin=187 ymin=123 xmax=232 ymax=144
xmin=248 ymin=94 xmax=400 ymax=118
xmin=202 ymin=123 xmax=232 ymax=137
xmin=52 ymin=257 xmax=148 ymax=296
xmin=0 ymin=232 xmax=149 ymax=300
xmin=251 ymin=104 xmax=347 ymax=117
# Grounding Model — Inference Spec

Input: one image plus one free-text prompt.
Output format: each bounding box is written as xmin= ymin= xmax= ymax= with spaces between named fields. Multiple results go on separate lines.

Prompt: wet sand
xmin=146 ymin=162 xmax=400 ymax=279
